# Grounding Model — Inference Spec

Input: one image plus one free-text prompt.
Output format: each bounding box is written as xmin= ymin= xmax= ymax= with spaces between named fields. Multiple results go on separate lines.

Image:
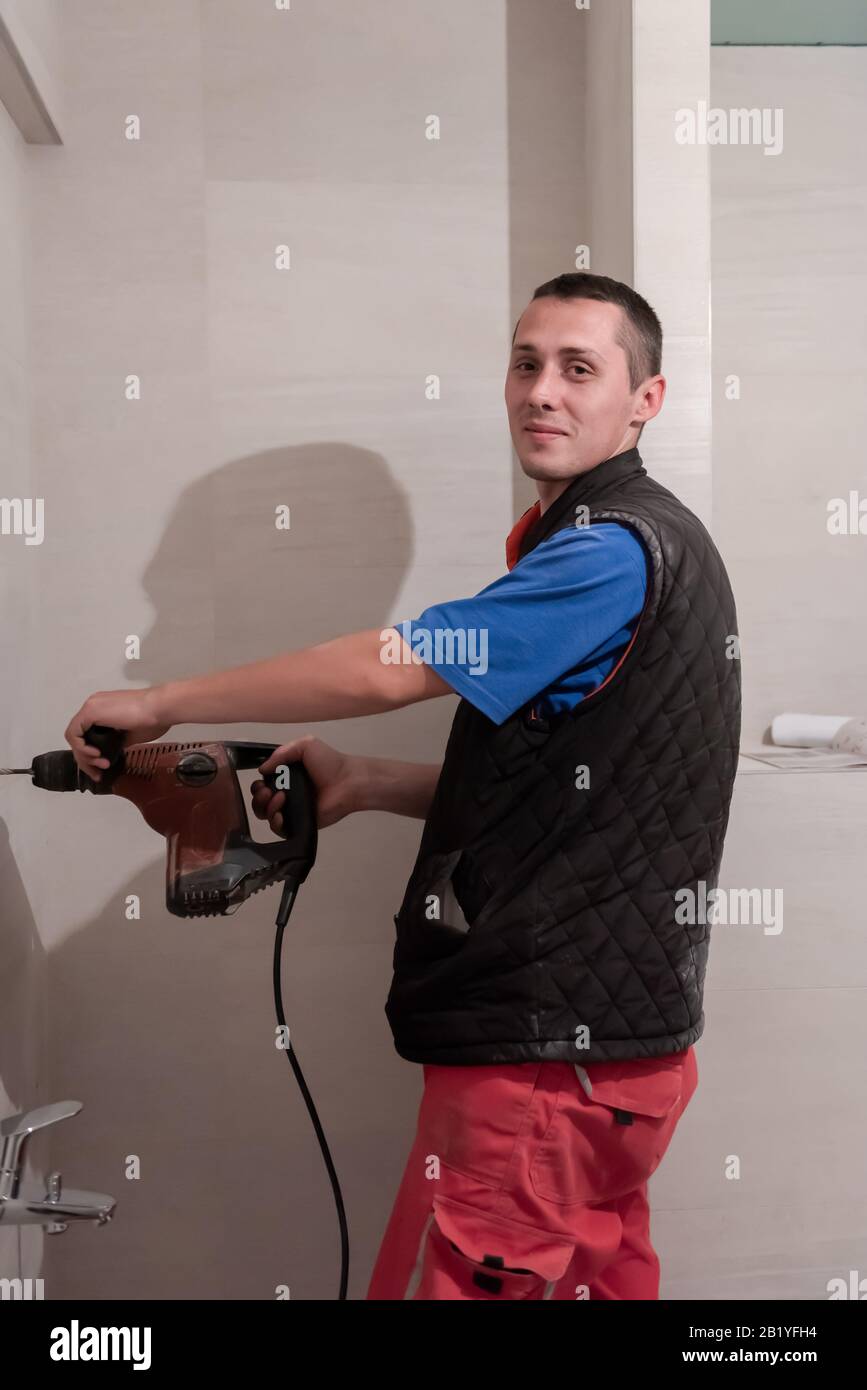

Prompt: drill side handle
xmin=83 ymin=724 xmax=127 ymax=771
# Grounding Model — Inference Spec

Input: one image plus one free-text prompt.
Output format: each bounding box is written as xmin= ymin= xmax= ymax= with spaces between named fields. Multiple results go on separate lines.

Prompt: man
xmin=66 ymin=272 xmax=741 ymax=1301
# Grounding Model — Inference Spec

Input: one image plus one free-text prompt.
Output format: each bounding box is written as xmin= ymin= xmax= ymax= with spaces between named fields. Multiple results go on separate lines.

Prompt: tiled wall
xmin=711 ymin=47 xmax=867 ymax=745
xmin=0 ymin=65 xmax=44 ymax=1289
xmin=7 ymin=5 xmax=860 ymax=1306
xmin=656 ymin=45 xmax=867 ymax=1300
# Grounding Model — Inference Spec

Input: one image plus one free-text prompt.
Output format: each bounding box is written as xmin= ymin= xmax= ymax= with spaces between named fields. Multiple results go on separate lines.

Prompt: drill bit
xmin=0 ymin=767 xmax=33 ymax=774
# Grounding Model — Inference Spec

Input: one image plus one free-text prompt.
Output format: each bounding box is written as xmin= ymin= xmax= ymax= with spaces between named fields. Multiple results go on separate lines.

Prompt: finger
xmin=254 ymin=783 xmax=287 ymax=811
xmin=251 ymin=784 xmax=285 ymax=821
xmin=67 ymin=732 xmax=93 ymax=758
xmin=264 ymin=791 xmax=286 ymax=818
xmin=68 ymin=730 xmax=105 ymax=764
xmin=252 ymin=782 xmax=284 ymax=807
xmin=71 ymin=741 xmax=111 ymax=779
xmin=65 ymin=713 xmax=94 ymax=752
xmin=269 ymin=811 xmax=284 ymax=833
xmin=258 ymin=741 xmax=303 ymax=774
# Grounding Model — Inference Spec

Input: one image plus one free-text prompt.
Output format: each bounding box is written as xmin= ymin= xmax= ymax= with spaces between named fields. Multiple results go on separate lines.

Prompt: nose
xmin=525 ymin=363 xmax=561 ymax=408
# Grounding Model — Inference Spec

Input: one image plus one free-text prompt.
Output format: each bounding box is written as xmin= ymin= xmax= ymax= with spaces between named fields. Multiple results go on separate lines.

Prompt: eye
xmin=512 ymin=360 xmax=589 ymax=375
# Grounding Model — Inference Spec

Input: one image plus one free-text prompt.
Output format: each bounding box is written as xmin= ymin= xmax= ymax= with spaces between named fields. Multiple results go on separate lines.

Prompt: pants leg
xmin=366 ymin=1124 xmax=436 ymax=1300
xmin=550 ymin=1183 xmax=659 ymax=1300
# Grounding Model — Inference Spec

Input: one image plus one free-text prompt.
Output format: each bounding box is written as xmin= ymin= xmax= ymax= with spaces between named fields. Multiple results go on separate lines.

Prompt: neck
xmin=536 ymin=438 xmax=639 ymax=516
xmin=537 ymin=475 xmax=578 ymax=516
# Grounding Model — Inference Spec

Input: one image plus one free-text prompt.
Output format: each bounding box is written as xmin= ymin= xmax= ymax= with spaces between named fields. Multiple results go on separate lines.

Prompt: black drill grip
xmin=83 ymin=724 xmax=127 ymax=769
xmin=76 ymin=723 xmax=128 ymax=791
xmin=260 ymin=758 xmax=316 ymax=843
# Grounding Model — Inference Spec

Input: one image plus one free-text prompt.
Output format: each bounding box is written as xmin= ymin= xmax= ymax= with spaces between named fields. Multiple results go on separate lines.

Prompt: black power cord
xmin=273 ymin=880 xmax=349 ymax=1301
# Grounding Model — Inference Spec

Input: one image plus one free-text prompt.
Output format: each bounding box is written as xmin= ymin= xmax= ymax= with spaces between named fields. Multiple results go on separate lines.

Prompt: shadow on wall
xmin=0 ymin=822 xmax=48 ymax=1281
xmin=30 ymin=444 xmax=443 ymax=1300
xmin=135 ymin=443 xmax=416 ymax=684
xmin=0 ymin=824 xmax=45 ymax=1124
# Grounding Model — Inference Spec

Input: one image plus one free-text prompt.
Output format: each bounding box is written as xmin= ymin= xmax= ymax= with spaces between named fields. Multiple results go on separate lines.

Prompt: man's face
xmin=504 ymin=296 xmax=662 ymax=486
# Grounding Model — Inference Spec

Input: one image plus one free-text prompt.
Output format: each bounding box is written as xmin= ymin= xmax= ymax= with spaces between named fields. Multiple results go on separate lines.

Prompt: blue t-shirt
xmin=396 ymin=522 xmax=648 ymax=726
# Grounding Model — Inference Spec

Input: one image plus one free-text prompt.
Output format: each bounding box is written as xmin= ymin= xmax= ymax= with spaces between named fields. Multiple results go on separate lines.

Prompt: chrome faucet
xmin=0 ymin=1101 xmax=116 ymax=1231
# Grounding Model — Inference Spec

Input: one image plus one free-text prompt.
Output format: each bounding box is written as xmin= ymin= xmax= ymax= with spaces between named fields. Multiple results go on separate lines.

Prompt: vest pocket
xmin=449 ymin=848 xmax=492 ymax=926
xmin=394 ymin=850 xmax=474 ymax=963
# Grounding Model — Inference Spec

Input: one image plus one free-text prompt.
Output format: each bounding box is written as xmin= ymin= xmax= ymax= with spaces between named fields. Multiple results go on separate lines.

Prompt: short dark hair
xmin=513 ymin=272 xmax=663 ymax=393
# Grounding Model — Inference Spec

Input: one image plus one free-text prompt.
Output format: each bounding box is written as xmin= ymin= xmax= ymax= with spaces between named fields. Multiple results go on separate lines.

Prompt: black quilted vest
xmin=384 ymin=447 xmax=741 ymax=1064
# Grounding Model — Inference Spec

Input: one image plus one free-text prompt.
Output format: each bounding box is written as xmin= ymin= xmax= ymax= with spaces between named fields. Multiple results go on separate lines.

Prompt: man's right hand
xmin=251 ymin=735 xmax=361 ymax=831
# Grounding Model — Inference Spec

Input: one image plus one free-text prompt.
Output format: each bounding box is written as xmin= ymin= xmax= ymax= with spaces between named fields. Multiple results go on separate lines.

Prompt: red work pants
xmin=367 ymin=1047 xmax=697 ymax=1300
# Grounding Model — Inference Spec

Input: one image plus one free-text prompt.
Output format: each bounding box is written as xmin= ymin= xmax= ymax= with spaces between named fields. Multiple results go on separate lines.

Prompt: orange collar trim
xmin=505 ymin=501 xmax=541 ymax=571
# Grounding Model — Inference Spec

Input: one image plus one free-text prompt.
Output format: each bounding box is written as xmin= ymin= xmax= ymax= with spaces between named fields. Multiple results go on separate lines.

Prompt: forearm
xmin=152 ymin=627 xmax=448 ymax=727
xmin=353 ymin=756 xmax=442 ymax=820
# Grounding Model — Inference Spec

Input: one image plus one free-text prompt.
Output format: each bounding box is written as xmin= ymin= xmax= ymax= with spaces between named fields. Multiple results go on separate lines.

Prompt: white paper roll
xmin=830 ymin=717 xmax=867 ymax=758
xmin=770 ymin=712 xmax=855 ymax=748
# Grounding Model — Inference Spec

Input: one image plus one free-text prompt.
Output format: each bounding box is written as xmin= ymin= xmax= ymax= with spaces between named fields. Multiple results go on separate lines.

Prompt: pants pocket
xmin=419 ymin=1060 xmax=547 ymax=1189
xmin=529 ymin=1058 xmax=691 ymax=1205
xmin=406 ymin=1197 xmax=577 ymax=1300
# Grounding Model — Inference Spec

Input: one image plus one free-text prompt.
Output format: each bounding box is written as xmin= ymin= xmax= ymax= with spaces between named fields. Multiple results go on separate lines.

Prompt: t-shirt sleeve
xmin=394 ymin=522 xmax=649 ymax=725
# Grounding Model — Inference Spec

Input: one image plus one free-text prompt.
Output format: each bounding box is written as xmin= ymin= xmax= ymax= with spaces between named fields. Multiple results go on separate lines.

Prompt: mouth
xmin=525 ymin=425 xmax=567 ymax=439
